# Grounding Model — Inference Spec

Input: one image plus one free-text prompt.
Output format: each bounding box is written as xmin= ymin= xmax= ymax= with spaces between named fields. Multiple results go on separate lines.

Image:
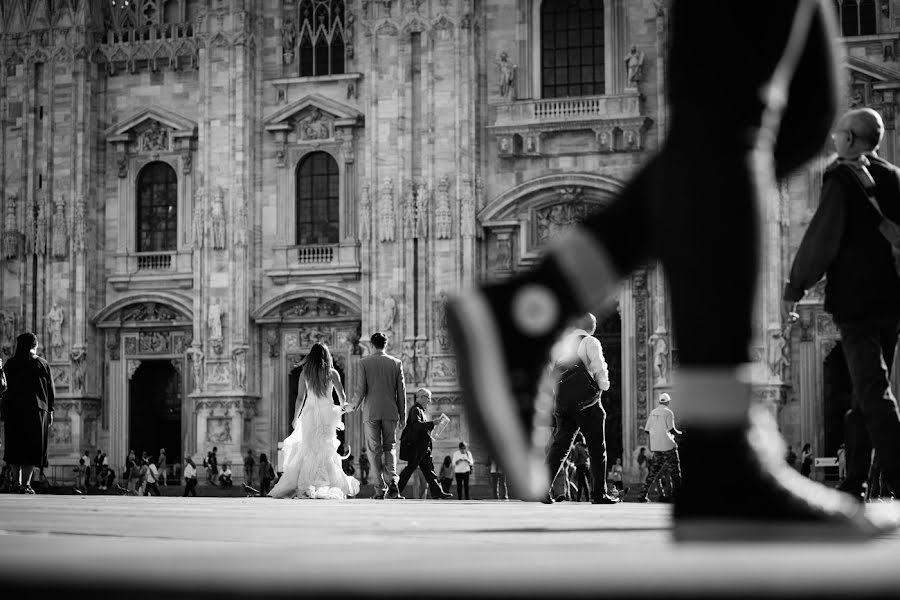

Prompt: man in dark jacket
xmin=784 ymin=107 xmax=900 ymax=500
xmin=397 ymin=388 xmax=452 ymax=499
xmin=0 ymin=332 xmax=53 ymax=494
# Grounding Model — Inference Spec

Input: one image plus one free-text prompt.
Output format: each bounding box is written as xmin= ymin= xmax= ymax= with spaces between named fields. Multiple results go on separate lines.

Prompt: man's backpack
xmin=554 ymin=335 xmax=601 ymax=413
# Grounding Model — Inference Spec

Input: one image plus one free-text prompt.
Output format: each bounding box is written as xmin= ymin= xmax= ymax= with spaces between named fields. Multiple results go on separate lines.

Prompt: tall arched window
xmin=541 ymin=0 xmax=605 ymax=98
xmin=136 ymin=161 xmax=178 ymax=252
xmin=835 ymin=0 xmax=878 ymax=36
xmin=296 ymin=152 xmax=340 ymax=245
xmin=298 ymin=0 xmax=345 ymax=77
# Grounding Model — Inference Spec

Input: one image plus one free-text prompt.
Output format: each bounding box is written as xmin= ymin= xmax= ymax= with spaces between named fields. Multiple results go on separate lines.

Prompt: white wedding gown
xmin=269 ymin=380 xmax=360 ymax=500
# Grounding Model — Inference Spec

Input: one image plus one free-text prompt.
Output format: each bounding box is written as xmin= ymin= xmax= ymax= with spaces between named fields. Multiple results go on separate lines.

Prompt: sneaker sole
xmin=446 ymin=293 xmax=552 ymax=501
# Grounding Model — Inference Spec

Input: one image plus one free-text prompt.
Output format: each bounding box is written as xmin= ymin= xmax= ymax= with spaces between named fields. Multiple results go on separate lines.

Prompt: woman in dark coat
xmin=1 ymin=332 xmax=54 ymax=494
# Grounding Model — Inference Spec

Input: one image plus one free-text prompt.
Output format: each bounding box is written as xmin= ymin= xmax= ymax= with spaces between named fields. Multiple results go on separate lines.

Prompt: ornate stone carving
xmin=415 ymin=179 xmax=429 ymax=238
xmin=70 ymin=346 xmax=86 ymax=392
xmin=46 ymin=302 xmax=65 ymax=361
xmin=120 ymin=302 xmax=179 ymax=322
xmin=402 ymin=180 xmax=416 ymax=239
xmin=345 ymin=12 xmax=356 ymax=60
xmin=232 ymin=345 xmax=248 ymax=390
xmin=434 ymin=175 xmax=452 ymax=239
xmin=359 ymin=183 xmax=371 ymax=241
xmin=460 ymin=179 xmax=476 ymax=239
xmin=73 ymin=196 xmax=85 ymax=254
xmin=208 ymin=298 xmax=224 ymax=343
xmin=51 ymin=195 xmax=67 ymax=259
xmin=648 ymin=332 xmax=669 ymax=384
xmin=141 ymin=121 xmax=169 ymax=152
xmin=35 ymin=201 xmax=46 ymax=256
xmin=296 ymin=108 xmax=332 ymax=140
xmin=816 ymin=312 xmax=838 ymax=338
xmin=633 ymin=269 xmax=650 ymax=440
xmin=210 ymin=187 xmax=226 ymax=250
xmin=379 ymin=177 xmax=395 ymax=242
xmin=497 ymin=51 xmax=517 ymax=98
xmin=234 ymin=204 xmax=248 ymax=248
xmin=191 ymin=187 xmax=205 ymax=249
xmin=282 ymin=18 xmax=297 ymax=64
xmin=624 ymin=46 xmax=645 ymax=90
xmin=431 ymin=357 xmax=457 ymax=379
xmin=4 ymin=193 xmax=18 ymax=260
xmin=138 ymin=331 xmax=171 ymax=354
xmin=535 ymin=188 xmax=588 ymax=244
xmin=126 ymin=359 xmax=141 ymax=380
xmin=181 ymin=148 xmax=192 ymax=174
xmin=768 ymin=328 xmax=790 ymax=380
xmin=414 ymin=339 xmax=429 ymax=384
xmin=401 ymin=341 xmax=416 ymax=384
xmin=117 ymin=154 xmax=128 ymax=178
xmin=382 ymin=296 xmax=397 ymax=338
xmin=488 ymin=234 xmax=513 ymax=271
xmin=186 ymin=344 xmax=205 ymax=392
xmin=798 ymin=308 xmax=814 ymax=342
xmin=298 ymin=327 xmax=332 ymax=347
xmin=433 ymin=291 xmax=450 ymax=350
xmin=266 ymin=329 xmax=280 ymax=358
xmin=206 ymin=361 xmax=232 ymax=385
xmin=107 ymin=336 xmax=121 ymax=361
xmin=0 ymin=310 xmax=18 ymax=356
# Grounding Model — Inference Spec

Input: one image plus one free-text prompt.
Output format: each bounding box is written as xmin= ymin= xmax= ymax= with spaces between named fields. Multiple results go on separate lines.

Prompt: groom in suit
xmin=350 ymin=332 xmax=407 ymax=499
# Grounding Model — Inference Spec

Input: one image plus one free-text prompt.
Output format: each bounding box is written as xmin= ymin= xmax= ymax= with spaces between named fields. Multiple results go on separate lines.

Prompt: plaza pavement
xmin=0 ymin=495 xmax=898 ymax=599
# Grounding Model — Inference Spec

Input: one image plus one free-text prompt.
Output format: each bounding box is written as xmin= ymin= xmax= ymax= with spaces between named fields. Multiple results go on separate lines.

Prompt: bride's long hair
xmin=303 ymin=342 xmax=333 ymax=397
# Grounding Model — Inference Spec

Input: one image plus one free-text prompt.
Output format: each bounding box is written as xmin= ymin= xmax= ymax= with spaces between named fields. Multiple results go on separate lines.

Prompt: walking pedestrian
xmin=183 ymin=457 xmax=198 ymax=497
xmin=158 ymin=448 xmax=168 ymax=486
xmin=489 ymin=457 xmax=508 ymax=500
xmin=439 ymin=455 xmax=454 ymax=495
xmin=636 ymin=447 xmax=649 ymax=486
xmin=144 ymin=458 xmax=161 ymax=496
xmin=258 ymin=453 xmax=275 ymax=496
xmin=637 ymin=393 xmax=682 ymax=502
xmin=244 ymin=449 xmax=256 ymax=487
xmin=358 ymin=448 xmax=370 ymax=485
xmin=800 ymin=443 xmax=813 ymax=478
xmin=397 ymin=388 xmax=453 ymax=499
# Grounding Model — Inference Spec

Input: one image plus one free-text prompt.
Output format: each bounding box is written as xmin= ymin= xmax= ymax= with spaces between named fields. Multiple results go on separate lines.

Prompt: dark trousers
xmin=455 ymin=472 xmax=470 ymax=499
xmin=639 ymin=449 xmax=682 ymax=500
xmin=490 ymin=472 xmax=508 ymax=500
xmin=574 ymin=465 xmax=591 ymax=502
xmin=144 ymin=482 xmax=160 ymax=496
xmin=260 ymin=478 xmax=271 ymax=496
xmin=398 ymin=451 xmax=443 ymax=496
xmin=547 ymin=403 xmax=608 ymax=498
xmin=183 ymin=478 xmax=197 ymax=497
xmin=838 ymin=317 xmax=900 ymax=493
xmin=440 ymin=477 xmax=453 ymax=493
xmin=572 ymin=1 xmax=836 ymax=368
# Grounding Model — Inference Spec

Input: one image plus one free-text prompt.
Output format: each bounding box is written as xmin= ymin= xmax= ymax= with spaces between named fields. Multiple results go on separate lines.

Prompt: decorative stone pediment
xmin=252 ymin=287 xmax=362 ymax=324
xmin=93 ymin=293 xmax=194 ymax=328
xmin=845 ymin=56 xmax=900 ymax=126
xmin=104 ymin=107 xmax=198 ymax=154
xmin=264 ymin=93 xmax=363 ymax=139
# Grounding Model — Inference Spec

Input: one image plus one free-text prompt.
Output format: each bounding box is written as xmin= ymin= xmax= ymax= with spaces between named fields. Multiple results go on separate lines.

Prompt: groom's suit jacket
xmin=355 ymin=350 xmax=407 ymax=422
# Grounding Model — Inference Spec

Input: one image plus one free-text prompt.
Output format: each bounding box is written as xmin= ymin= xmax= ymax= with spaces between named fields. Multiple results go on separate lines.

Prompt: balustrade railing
xmin=534 ymin=96 xmax=608 ymax=120
xmin=136 ymin=252 xmax=174 ymax=271
xmin=295 ymin=244 xmax=336 ymax=264
xmin=104 ymin=23 xmax=195 ymax=46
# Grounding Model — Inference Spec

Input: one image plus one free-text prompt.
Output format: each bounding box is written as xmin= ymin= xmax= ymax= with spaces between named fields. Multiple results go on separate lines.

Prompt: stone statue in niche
xmin=648 ymin=332 xmax=669 ymax=383
xmin=415 ymin=180 xmax=429 ymax=238
xmin=625 ymin=46 xmax=645 ymax=89
xmin=414 ymin=340 xmax=429 ymax=383
xmin=379 ymin=177 xmax=395 ymax=242
xmin=401 ymin=341 xmax=416 ymax=384
xmin=208 ymin=299 xmax=224 ymax=346
xmin=191 ymin=187 xmax=205 ymax=249
xmin=359 ymin=184 xmax=371 ymax=241
xmin=117 ymin=154 xmax=128 ymax=178
xmin=210 ymin=187 xmax=226 ymax=249
xmin=282 ymin=18 xmax=296 ymax=64
xmin=768 ymin=329 xmax=790 ymax=380
xmin=382 ymin=296 xmax=397 ymax=335
xmin=35 ymin=202 xmax=46 ymax=256
xmin=70 ymin=346 xmax=86 ymax=392
xmin=434 ymin=176 xmax=452 ymax=239
xmin=51 ymin=195 xmax=67 ymax=259
xmin=4 ymin=193 xmax=18 ymax=260
xmin=186 ymin=344 xmax=204 ymax=392
xmin=345 ymin=13 xmax=355 ymax=60
xmin=460 ymin=180 xmax=476 ymax=239
xmin=298 ymin=108 xmax=331 ymax=140
xmin=266 ymin=329 xmax=280 ymax=358
xmin=46 ymin=302 xmax=65 ymax=360
xmin=232 ymin=345 xmax=248 ymax=390
xmin=497 ymin=51 xmax=517 ymax=98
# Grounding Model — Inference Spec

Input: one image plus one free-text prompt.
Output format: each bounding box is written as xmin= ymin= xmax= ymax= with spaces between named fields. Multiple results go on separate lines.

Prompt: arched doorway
xmin=823 ymin=342 xmax=852 ymax=456
xmin=129 ymin=360 xmax=182 ymax=463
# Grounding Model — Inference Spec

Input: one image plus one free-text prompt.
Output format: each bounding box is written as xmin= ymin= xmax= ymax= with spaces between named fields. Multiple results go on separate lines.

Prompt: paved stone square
xmin=0 ymin=495 xmax=899 ymax=599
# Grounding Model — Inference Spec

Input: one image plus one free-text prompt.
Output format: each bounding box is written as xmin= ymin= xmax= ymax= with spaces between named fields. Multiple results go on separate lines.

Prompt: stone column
xmin=108 ymin=353 xmax=126 ymax=473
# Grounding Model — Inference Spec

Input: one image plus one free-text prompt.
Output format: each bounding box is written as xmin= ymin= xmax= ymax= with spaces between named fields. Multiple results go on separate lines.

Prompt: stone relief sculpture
xmin=414 ymin=340 xmax=429 ymax=384
xmin=46 ymin=302 xmax=65 ymax=360
xmin=649 ymin=332 xmax=669 ymax=384
xmin=266 ymin=329 xmax=280 ymax=358
xmin=232 ymin=345 xmax=248 ymax=390
xmin=234 ymin=204 xmax=248 ymax=248
xmin=402 ymin=181 xmax=416 ymax=239
xmin=401 ymin=341 xmax=416 ymax=384
xmin=117 ymin=154 xmax=128 ymax=178
xmin=4 ymin=193 xmax=18 ymax=260
xmin=51 ymin=195 xmax=68 ymax=259
xmin=73 ymin=196 xmax=86 ymax=254
xmin=70 ymin=346 xmax=86 ymax=392
xmin=186 ymin=344 xmax=205 ymax=392
xmin=142 ymin=122 xmax=169 ymax=152
xmin=497 ymin=51 xmax=517 ymax=98
xmin=433 ymin=291 xmax=450 ymax=349
xmin=210 ymin=187 xmax=226 ymax=250
xmin=435 ymin=175 xmax=452 ymax=239
xmin=359 ymin=184 xmax=371 ymax=241
xmin=379 ymin=177 xmax=395 ymax=242
xmin=345 ymin=12 xmax=355 ymax=59
xmin=382 ymin=295 xmax=397 ymax=336
xmin=0 ymin=310 xmax=17 ymax=356
xmin=35 ymin=201 xmax=46 ymax=256
xmin=460 ymin=180 xmax=476 ymax=239
xmin=282 ymin=18 xmax=297 ymax=64
xmin=208 ymin=299 xmax=224 ymax=348
xmin=191 ymin=187 xmax=205 ymax=249
xmin=415 ymin=180 xmax=429 ymax=238
xmin=298 ymin=108 xmax=331 ymax=140
xmin=625 ymin=46 xmax=645 ymax=89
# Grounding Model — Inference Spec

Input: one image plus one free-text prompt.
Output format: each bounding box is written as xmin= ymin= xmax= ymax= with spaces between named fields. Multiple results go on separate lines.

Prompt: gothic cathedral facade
xmin=0 ymin=0 xmax=897 ymax=481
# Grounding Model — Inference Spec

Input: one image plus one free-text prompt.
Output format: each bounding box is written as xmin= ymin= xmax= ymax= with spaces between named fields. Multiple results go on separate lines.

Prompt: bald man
xmin=785 ymin=107 xmax=900 ymax=502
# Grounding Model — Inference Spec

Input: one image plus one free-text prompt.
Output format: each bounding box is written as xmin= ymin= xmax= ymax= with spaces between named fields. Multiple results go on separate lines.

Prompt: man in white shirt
xmin=638 ymin=393 xmax=682 ymax=502
xmin=183 ymin=458 xmax=198 ymax=497
xmin=545 ymin=313 xmax=618 ymax=505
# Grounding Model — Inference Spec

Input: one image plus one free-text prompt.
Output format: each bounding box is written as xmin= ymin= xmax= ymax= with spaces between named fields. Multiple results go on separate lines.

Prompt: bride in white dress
xmin=269 ymin=342 xmax=360 ymax=499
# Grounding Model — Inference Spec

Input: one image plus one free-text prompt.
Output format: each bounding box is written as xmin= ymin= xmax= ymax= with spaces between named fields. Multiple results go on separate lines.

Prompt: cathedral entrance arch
xmin=94 ymin=295 xmax=193 ymax=474
xmin=253 ymin=288 xmax=363 ymax=464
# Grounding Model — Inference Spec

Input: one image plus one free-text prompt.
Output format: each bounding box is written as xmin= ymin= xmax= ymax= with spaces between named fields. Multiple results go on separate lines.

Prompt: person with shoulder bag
xmin=544 ymin=313 xmax=619 ymax=505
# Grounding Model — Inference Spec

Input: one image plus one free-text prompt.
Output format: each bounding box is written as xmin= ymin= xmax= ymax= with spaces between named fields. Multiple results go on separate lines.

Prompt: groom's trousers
xmin=364 ymin=418 xmax=399 ymax=492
